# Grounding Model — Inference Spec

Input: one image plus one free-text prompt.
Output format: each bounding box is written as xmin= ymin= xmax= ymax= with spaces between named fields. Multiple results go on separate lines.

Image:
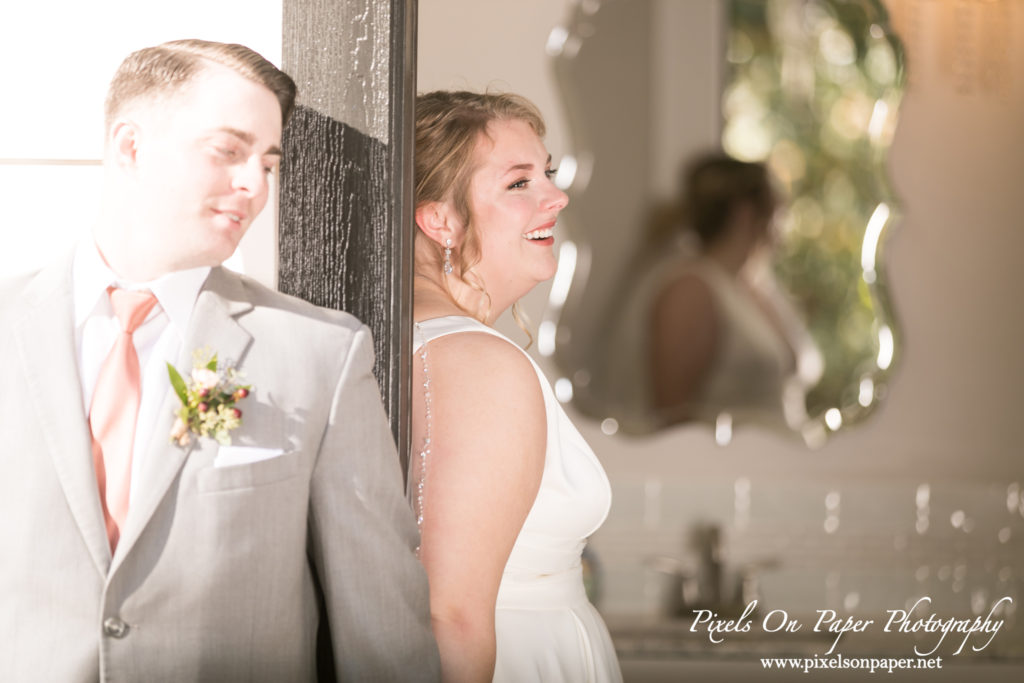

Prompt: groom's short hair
xmin=104 ymin=39 xmax=297 ymax=134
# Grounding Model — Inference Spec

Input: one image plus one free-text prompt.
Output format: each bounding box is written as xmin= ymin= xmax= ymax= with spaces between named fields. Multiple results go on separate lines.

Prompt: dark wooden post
xmin=278 ymin=2 xmax=416 ymax=677
xmin=278 ymin=0 xmax=417 ymax=469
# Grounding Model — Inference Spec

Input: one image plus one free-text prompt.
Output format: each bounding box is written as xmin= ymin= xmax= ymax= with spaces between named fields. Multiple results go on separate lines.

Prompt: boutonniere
xmin=167 ymin=349 xmax=251 ymax=447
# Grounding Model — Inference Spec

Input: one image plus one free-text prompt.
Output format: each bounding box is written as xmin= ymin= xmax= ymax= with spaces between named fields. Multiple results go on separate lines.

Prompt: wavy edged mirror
xmin=543 ymin=0 xmax=905 ymax=446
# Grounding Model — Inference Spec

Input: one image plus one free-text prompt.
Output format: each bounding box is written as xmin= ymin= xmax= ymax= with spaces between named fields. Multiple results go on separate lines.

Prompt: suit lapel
xmin=111 ymin=268 xmax=254 ymax=571
xmin=14 ymin=252 xmax=112 ymax=576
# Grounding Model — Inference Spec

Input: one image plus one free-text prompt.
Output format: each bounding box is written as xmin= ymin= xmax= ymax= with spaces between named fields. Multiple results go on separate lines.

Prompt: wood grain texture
xmin=278 ymin=106 xmax=391 ymax=359
xmin=278 ymin=0 xmax=416 ymax=461
xmin=283 ymin=0 xmax=393 ymax=142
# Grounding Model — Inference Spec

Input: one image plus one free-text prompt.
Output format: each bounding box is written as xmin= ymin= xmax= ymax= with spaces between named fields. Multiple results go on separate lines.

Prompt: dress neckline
xmin=415 ymin=313 xmax=484 ymax=326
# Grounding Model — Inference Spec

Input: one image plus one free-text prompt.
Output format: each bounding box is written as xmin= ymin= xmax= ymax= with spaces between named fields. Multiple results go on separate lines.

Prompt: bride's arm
xmin=414 ymin=332 xmax=546 ymax=683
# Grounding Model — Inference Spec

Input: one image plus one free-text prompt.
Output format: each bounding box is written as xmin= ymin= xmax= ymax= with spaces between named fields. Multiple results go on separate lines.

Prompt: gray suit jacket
xmin=0 ymin=254 xmax=440 ymax=682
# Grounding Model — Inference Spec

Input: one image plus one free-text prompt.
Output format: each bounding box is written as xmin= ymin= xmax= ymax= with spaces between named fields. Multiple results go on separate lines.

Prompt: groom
xmin=0 ymin=40 xmax=438 ymax=681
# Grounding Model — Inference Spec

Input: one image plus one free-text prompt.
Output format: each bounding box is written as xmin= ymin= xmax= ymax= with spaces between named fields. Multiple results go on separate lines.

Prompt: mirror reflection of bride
xmin=604 ymin=154 xmax=822 ymax=436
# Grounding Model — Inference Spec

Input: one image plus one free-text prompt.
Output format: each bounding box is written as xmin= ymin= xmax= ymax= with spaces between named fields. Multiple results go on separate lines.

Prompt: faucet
xmin=646 ymin=522 xmax=776 ymax=619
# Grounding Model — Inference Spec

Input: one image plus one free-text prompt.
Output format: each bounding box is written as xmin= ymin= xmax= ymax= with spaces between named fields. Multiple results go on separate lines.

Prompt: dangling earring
xmin=443 ymin=238 xmax=453 ymax=275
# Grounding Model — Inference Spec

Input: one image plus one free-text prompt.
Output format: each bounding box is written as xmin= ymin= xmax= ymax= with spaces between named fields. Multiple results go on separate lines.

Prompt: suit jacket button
xmin=103 ymin=617 xmax=130 ymax=638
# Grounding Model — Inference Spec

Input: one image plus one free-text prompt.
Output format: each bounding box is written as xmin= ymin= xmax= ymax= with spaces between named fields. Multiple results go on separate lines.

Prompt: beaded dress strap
xmin=411 ymin=322 xmax=432 ymax=554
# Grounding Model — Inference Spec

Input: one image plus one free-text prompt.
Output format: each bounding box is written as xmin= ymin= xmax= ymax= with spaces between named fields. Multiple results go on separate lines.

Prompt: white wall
xmin=418 ymin=0 xmax=1024 ymax=632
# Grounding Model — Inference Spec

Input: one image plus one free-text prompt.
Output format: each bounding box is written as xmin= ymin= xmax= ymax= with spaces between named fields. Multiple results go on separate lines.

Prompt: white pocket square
xmin=213 ymin=446 xmax=285 ymax=468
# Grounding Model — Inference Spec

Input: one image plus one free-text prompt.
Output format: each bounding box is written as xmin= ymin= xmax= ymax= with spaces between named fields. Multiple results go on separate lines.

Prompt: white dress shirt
xmin=72 ymin=239 xmax=210 ymax=503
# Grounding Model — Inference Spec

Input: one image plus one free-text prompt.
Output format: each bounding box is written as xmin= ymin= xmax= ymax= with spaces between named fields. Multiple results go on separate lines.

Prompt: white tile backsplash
xmin=589 ymin=475 xmax=1024 ymax=639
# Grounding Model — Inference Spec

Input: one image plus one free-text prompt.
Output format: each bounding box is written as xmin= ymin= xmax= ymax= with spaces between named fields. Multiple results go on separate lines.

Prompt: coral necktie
xmin=89 ymin=287 xmax=159 ymax=552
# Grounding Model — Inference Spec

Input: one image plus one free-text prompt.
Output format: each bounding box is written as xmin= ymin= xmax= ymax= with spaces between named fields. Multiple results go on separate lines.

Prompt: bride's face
xmin=464 ymin=118 xmax=568 ymax=304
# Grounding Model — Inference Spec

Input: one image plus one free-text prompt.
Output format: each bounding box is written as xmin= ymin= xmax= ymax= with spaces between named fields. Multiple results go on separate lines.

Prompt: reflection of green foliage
xmin=728 ymin=0 xmax=905 ymax=426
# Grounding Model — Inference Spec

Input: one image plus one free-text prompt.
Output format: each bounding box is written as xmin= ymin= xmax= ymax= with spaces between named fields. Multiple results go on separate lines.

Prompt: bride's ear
xmin=415 ymin=201 xmax=460 ymax=248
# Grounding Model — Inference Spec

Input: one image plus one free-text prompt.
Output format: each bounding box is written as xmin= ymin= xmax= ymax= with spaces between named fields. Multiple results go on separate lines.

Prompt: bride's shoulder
xmin=429 ymin=327 xmax=531 ymax=373
xmin=427 ymin=329 xmax=542 ymax=407
xmin=424 ymin=331 xmax=547 ymax=461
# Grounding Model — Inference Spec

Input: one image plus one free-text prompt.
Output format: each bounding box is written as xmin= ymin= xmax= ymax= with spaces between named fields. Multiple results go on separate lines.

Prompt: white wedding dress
xmin=413 ymin=316 xmax=623 ymax=683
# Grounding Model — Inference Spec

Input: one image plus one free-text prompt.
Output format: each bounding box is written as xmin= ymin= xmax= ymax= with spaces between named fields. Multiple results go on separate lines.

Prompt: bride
xmin=409 ymin=90 xmax=623 ymax=683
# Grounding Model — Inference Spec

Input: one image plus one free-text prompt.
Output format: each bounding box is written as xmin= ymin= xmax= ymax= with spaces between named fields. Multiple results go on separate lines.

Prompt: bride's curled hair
xmin=414 ymin=90 xmax=546 ymax=328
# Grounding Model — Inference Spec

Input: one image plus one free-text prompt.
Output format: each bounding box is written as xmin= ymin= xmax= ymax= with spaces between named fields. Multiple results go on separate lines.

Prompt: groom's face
xmin=126 ymin=63 xmax=283 ymax=272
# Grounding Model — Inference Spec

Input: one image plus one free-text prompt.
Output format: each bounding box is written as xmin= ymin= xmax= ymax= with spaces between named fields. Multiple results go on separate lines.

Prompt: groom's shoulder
xmin=222 ymin=269 xmax=366 ymax=342
xmin=0 ymin=270 xmax=36 ymax=289
xmin=0 ymin=270 xmax=36 ymax=295
xmin=0 ymin=270 xmax=44 ymax=319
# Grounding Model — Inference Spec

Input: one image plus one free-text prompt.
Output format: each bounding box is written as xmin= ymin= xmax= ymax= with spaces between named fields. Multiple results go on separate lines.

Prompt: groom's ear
xmin=109 ymin=119 xmax=141 ymax=170
xmin=414 ymin=201 xmax=461 ymax=248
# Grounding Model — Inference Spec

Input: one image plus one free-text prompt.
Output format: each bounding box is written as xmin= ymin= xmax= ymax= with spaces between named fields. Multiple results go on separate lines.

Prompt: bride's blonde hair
xmin=414 ymin=90 xmax=546 ymax=336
